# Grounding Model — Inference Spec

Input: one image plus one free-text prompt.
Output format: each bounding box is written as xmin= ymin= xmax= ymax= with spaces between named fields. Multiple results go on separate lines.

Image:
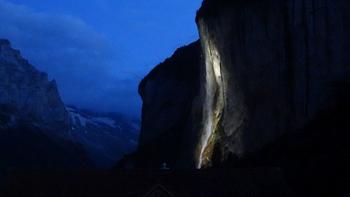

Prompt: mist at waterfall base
xmin=0 ymin=0 xmax=202 ymax=117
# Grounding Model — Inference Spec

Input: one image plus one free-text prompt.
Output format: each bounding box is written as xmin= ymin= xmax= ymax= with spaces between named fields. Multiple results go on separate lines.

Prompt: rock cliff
xmin=195 ymin=0 xmax=350 ymax=168
xmin=0 ymin=39 xmax=91 ymax=170
xmin=127 ymin=41 xmax=201 ymax=168
xmin=133 ymin=0 xmax=350 ymax=194
xmin=0 ymin=39 xmax=69 ymax=133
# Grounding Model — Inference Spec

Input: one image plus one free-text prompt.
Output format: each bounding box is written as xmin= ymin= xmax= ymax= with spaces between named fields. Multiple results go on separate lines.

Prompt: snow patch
xmin=91 ymin=117 xmax=116 ymax=128
xmin=70 ymin=111 xmax=89 ymax=127
xmin=66 ymin=107 xmax=117 ymax=128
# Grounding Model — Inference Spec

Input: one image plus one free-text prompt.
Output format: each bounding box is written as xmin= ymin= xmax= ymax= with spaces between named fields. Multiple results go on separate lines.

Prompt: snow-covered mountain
xmin=66 ymin=106 xmax=139 ymax=168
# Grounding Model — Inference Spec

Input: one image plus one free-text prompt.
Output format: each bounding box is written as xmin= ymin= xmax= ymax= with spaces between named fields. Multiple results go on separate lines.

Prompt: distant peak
xmin=0 ymin=39 xmax=11 ymax=46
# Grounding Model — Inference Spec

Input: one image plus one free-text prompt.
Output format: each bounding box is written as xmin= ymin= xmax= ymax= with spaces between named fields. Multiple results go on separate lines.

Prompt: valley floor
xmin=1 ymin=168 xmax=291 ymax=197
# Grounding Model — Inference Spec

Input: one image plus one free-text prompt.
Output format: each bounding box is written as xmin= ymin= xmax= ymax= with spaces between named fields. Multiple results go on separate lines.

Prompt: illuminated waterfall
xmin=197 ymin=26 xmax=224 ymax=169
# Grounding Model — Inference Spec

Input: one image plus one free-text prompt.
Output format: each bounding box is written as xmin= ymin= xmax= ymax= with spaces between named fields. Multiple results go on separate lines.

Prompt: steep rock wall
xmin=196 ymin=0 xmax=350 ymax=168
xmin=0 ymin=39 xmax=69 ymax=133
xmin=0 ymin=39 xmax=92 ymax=170
xmin=131 ymin=41 xmax=202 ymax=168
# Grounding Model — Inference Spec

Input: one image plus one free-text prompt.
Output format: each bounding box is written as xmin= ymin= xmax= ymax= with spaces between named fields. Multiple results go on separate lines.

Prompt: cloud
xmin=0 ymin=0 xmax=141 ymax=117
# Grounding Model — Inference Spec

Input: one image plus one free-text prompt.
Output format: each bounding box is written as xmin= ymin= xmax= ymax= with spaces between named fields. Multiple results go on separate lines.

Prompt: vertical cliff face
xmin=0 ymin=39 xmax=69 ymax=132
xmin=134 ymin=41 xmax=201 ymax=168
xmin=132 ymin=0 xmax=350 ymax=173
xmin=0 ymin=39 xmax=92 ymax=170
xmin=196 ymin=0 xmax=350 ymax=168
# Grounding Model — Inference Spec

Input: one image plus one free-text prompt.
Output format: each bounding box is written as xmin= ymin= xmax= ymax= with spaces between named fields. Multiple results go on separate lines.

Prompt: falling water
xmin=197 ymin=31 xmax=224 ymax=169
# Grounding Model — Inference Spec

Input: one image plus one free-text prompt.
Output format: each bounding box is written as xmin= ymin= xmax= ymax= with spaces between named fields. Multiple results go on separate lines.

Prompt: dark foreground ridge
xmin=1 ymin=168 xmax=291 ymax=197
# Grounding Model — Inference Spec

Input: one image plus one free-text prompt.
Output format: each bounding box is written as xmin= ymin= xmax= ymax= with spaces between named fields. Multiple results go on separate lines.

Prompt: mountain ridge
xmin=0 ymin=39 xmax=139 ymax=170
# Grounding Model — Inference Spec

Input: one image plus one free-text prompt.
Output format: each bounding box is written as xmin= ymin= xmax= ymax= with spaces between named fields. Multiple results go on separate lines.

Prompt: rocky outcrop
xmin=195 ymin=0 xmax=350 ymax=168
xmin=129 ymin=41 xmax=202 ymax=168
xmin=0 ymin=39 xmax=69 ymax=133
xmin=0 ymin=39 xmax=91 ymax=170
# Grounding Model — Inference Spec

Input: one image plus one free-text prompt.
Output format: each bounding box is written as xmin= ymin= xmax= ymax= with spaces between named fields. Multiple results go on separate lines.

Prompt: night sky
xmin=0 ymin=0 xmax=202 ymax=117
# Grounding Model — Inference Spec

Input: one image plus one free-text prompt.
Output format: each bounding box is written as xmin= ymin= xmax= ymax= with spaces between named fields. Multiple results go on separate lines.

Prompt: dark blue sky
xmin=0 ymin=0 xmax=202 ymax=117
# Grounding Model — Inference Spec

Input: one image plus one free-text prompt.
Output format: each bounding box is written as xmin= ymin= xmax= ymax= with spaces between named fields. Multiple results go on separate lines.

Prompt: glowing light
xmin=197 ymin=23 xmax=224 ymax=169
